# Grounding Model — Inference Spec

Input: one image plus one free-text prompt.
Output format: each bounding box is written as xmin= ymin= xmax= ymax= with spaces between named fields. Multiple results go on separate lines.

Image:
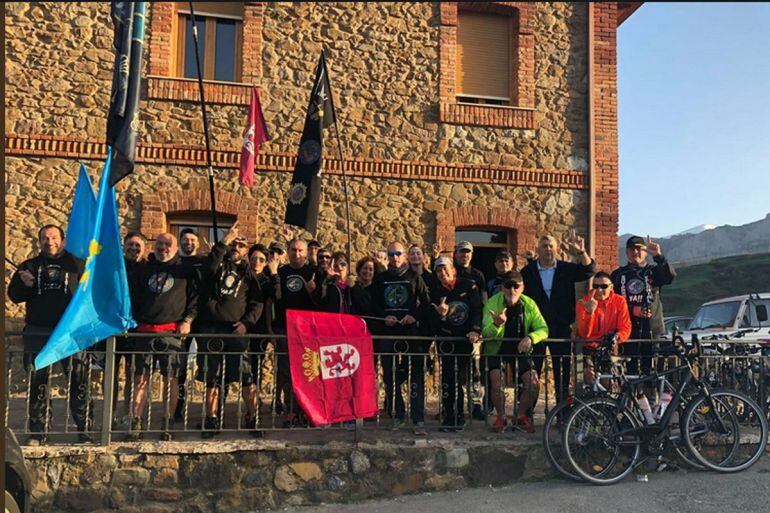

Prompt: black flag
xmin=284 ymin=53 xmax=336 ymax=234
xmin=106 ymin=1 xmax=146 ymax=186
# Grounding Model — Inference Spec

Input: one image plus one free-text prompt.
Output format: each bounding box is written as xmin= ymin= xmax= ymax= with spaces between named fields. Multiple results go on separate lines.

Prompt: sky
xmin=617 ymin=2 xmax=770 ymax=237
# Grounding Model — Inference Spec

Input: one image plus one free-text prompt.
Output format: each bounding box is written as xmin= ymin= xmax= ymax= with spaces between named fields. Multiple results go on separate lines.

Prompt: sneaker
xmin=515 ymin=414 xmax=535 ymax=434
xmin=160 ymin=417 xmax=174 ymax=441
xmin=25 ymin=433 xmax=46 ymax=446
xmin=391 ymin=418 xmax=405 ymax=431
xmin=244 ymin=414 xmax=264 ymax=439
xmin=78 ymin=432 xmax=94 ymax=443
xmin=471 ymin=404 xmax=487 ymax=421
xmin=125 ymin=418 xmax=143 ymax=441
xmin=492 ymin=415 xmax=508 ymax=433
xmin=201 ymin=416 xmax=221 ymax=439
xmin=413 ymin=421 xmax=428 ymax=436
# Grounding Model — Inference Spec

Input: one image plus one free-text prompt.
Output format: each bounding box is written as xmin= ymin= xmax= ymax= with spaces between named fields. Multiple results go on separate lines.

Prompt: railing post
xmin=101 ymin=336 xmax=117 ymax=445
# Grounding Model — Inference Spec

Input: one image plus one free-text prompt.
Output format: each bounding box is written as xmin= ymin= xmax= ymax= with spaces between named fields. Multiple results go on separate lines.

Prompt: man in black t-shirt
xmin=8 ymin=225 xmax=87 ymax=444
xmin=273 ymin=238 xmax=320 ymax=426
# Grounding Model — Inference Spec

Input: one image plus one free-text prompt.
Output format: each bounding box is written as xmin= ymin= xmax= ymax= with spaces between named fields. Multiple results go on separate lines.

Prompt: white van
xmin=683 ymin=293 xmax=770 ymax=343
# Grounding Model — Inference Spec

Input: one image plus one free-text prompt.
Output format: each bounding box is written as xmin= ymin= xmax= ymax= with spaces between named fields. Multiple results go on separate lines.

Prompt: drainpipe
xmin=587 ymin=2 xmax=596 ymax=258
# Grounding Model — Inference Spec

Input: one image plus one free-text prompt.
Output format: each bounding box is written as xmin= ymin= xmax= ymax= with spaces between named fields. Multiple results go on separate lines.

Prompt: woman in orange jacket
xmin=576 ymin=271 xmax=631 ymax=384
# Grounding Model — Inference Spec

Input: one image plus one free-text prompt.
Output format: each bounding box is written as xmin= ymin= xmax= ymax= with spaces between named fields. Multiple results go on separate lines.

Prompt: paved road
xmin=284 ymin=456 xmax=770 ymax=513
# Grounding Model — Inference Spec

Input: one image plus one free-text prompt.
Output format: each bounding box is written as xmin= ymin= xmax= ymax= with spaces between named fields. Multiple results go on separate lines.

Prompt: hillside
xmin=661 ymin=252 xmax=770 ymax=316
xmin=619 ymin=213 xmax=770 ymax=267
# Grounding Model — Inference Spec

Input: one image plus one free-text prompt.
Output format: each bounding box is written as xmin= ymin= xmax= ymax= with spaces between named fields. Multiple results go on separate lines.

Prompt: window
xmin=456 ymin=12 xmax=512 ymax=106
xmin=167 ymin=212 xmax=236 ymax=251
xmin=175 ymin=2 xmax=243 ymax=82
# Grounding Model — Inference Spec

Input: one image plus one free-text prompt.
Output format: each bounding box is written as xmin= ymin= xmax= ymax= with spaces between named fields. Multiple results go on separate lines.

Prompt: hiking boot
xmin=125 ymin=418 xmax=143 ymax=441
xmin=201 ymin=416 xmax=221 ymax=439
xmin=78 ymin=432 xmax=94 ymax=443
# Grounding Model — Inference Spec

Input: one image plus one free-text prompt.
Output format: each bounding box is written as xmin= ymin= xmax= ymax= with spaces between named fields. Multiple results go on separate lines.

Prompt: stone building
xmin=4 ymin=2 xmax=641 ymax=321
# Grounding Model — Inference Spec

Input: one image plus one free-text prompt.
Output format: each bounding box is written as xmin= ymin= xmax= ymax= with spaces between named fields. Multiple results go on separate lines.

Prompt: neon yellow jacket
xmin=481 ymin=292 xmax=549 ymax=355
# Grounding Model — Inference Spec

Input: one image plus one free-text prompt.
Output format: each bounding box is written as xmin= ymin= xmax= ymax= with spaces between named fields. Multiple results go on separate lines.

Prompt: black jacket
xmin=8 ymin=251 xmax=85 ymax=328
xmin=370 ymin=265 xmax=430 ymax=335
xmin=350 ymin=282 xmax=376 ymax=316
xmin=274 ymin=262 xmax=319 ymax=329
xmin=520 ymin=258 xmax=596 ymax=328
xmin=428 ymin=277 xmax=482 ymax=339
xmin=611 ymin=255 xmax=676 ymax=338
xmin=199 ymin=242 xmax=264 ymax=329
xmin=130 ymin=254 xmax=198 ymax=325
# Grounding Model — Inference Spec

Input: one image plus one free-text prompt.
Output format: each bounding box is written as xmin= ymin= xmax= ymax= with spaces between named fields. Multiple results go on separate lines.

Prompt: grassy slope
xmin=661 ymin=253 xmax=770 ymax=316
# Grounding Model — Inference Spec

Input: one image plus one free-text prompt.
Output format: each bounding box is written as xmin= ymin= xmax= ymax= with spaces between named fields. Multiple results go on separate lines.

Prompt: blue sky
xmin=617 ymin=2 xmax=770 ymax=237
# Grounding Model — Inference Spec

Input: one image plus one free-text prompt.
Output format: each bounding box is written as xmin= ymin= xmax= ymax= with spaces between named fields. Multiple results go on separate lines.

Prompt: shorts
xmin=195 ymin=324 xmax=253 ymax=387
xmin=134 ymin=335 xmax=183 ymax=377
xmin=484 ymin=343 xmax=544 ymax=379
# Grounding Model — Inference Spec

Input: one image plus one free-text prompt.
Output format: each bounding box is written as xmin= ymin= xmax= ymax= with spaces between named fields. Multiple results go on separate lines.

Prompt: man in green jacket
xmin=482 ymin=270 xmax=549 ymax=433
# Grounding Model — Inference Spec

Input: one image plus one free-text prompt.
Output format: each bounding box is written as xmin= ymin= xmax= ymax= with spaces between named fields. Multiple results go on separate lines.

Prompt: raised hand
xmin=266 ymin=252 xmax=280 ymax=275
xmin=434 ymin=297 xmax=450 ymax=318
xmin=201 ymin=234 xmax=214 ymax=251
xmin=346 ymin=275 xmax=357 ymax=288
xmin=222 ymin=221 xmax=240 ymax=245
xmin=432 ymin=242 xmax=442 ymax=259
xmin=646 ymin=235 xmax=661 ymax=257
xmin=489 ymin=307 xmax=507 ymax=327
xmin=281 ymin=225 xmax=295 ymax=241
xmin=583 ymin=295 xmax=598 ymax=315
xmin=303 ymin=274 xmax=316 ymax=294
xmin=565 ymin=229 xmax=586 ymax=254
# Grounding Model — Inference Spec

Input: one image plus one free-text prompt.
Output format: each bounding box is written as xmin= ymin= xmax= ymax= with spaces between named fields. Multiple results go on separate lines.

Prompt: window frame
xmin=174 ymin=7 xmax=244 ymax=83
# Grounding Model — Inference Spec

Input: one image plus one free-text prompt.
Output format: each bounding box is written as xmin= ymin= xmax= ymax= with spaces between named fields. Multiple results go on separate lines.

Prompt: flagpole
xmin=323 ymin=50 xmax=353 ymax=265
xmin=188 ymin=2 xmax=219 ymax=244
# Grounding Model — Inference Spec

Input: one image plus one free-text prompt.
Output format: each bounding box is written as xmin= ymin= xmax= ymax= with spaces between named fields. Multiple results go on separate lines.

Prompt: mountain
xmin=666 ymin=224 xmax=717 ymax=237
xmin=660 ymin=253 xmax=770 ymax=316
xmin=618 ymin=213 xmax=770 ymax=267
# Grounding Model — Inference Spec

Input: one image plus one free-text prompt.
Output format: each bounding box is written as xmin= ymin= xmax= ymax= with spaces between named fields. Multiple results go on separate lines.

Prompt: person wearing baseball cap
xmin=428 ymin=257 xmax=482 ymax=432
xmin=611 ymin=234 xmax=676 ymax=376
xmin=453 ymin=241 xmax=488 ymax=303
xmin=307 ymin=239 xmax=321 ymax=267
xmin=487 ymin=250 xmax=515 ymax=297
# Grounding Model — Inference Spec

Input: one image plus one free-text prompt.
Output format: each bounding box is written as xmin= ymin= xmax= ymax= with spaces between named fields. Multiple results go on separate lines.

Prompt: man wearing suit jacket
xmin=520 ymin=231 xmax=595 ymax=402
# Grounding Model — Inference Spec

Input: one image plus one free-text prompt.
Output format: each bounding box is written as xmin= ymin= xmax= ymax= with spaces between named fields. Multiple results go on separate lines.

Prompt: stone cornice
xmin=4 ymin=133 xmax=588 ymax=190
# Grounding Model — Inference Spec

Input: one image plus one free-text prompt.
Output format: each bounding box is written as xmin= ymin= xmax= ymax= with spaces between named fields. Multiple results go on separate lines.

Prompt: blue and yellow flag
xmin=65 ymin=163 xmax=97 ymax=260
xmin=35 ymin=152 xmax=136 ymax=369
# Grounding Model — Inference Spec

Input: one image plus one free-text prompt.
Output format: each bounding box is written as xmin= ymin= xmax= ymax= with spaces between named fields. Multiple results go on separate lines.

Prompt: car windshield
xmin=689 ymin=301 xmax=741 ymax=330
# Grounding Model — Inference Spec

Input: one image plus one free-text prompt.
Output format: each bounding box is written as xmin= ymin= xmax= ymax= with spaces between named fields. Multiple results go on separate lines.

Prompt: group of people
xmin=9 ymin=222 xmax=675 ymax=443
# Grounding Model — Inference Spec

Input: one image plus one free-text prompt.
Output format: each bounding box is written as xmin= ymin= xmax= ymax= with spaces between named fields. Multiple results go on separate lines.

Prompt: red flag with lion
xmin=286 ymin=309 xmax=377 ymax=425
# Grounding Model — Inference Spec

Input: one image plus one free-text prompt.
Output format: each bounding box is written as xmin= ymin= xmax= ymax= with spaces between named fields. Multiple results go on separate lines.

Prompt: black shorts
xmin=134 ymin=335 xmax=183 ymax=377
xmin=195 ymin=324 xmax=253 ymax=387
xmin=484 ymin=343 xmax=544 ymax=379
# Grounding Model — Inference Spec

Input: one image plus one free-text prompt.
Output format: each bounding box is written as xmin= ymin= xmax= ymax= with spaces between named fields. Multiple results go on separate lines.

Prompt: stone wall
xmin=4 ymin=2 xmax=615 ymax=320
xmin=23 ymin=439 xmax=552 ymax=512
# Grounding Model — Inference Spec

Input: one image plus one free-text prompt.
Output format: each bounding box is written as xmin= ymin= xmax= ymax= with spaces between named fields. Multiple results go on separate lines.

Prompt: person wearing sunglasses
xmin=576 ymin=271 xmax=631 ymax=385
xmin=370 ymin=242 xmax=431 ymax=435
xmin=195 ymin=223 xmax=264 ymax=439
xmin=481 ymin=270 xmax=549 ymax=433
xmin=519 ymin=232 xmax=595 ymax=404
xmin=429 ymin=257 xmax=482 ymax=432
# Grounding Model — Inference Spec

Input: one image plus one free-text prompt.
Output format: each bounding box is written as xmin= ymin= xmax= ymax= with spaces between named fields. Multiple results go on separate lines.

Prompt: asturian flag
xmin=65 ymin=164 xmax=97 ymax=260
xmin=35 ymin=151 xmax=136 ymax=370
xmin=286 ymin=309 xmax=377 ymax=425
xmin=284 ymin=52 xmax=336 ymax=234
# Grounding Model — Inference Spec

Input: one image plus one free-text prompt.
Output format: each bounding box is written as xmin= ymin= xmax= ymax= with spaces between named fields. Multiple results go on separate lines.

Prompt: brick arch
xmin=435 ymin=205 xmax=537 ymax=267
xmin=140 ymin=187 xmax=259 ymax=241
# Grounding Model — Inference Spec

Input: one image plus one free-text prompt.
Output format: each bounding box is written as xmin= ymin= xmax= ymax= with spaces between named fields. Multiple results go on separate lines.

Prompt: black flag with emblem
xmin=106 ymin=1 xmax=147 ymax=186
xmin=284 ymin=52 xmax=336 ymax=234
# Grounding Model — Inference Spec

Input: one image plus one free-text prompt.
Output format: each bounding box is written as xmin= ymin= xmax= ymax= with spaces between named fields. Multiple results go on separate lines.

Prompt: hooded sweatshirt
xmin=130 ymin=253 xmax=198 ymax=325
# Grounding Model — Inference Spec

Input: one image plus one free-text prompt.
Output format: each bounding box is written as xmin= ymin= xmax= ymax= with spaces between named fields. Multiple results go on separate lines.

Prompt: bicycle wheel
xmin=562 ymin=397 xmax=642 ymax=485
xmin=682 ymin=389 xmax=768 ymax=472
xmin=542 ymin=399 xmax=581 ymax=481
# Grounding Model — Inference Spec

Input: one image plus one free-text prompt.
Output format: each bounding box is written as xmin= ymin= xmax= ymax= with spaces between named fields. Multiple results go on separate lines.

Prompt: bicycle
xmin=561 ymin=342 xmax=768 ymax=485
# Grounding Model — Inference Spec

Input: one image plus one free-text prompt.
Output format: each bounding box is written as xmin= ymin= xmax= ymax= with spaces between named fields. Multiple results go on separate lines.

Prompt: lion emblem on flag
xmin=320 ymin=344 xmax=361 ymax=379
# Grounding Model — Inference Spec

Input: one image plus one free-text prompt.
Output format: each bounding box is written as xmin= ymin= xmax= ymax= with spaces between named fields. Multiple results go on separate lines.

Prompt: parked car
xmin=5 ymin=428 xmax=31 ymax=513
xmin=684 ymin=293 xmax=770 ymax=342
xmin=663 ymin=315 xmax=693 ymax=337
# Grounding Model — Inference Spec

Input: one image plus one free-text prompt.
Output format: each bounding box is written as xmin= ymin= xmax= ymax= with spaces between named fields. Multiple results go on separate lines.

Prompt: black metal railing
xmin=5 ymin=331 xmax=769 ymax=445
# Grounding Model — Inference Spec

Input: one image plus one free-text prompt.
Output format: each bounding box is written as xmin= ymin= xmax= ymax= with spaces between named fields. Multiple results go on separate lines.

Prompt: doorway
xmin=455 ymin=229 xmax=509 ymax=289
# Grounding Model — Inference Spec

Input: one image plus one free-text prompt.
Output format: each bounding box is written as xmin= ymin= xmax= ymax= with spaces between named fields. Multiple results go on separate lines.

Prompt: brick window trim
xmin=147 ymin=2 xmax=263 ymax=104
xmin=435 ymin=205 xmax=537 ymax=269
xmin=439 ymin=2 xmax=536 ymax=129
xmin=146 ymin=75 xmax=258 ymax=105
xmin=141 ymin=188 xmax=259 ymax=242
